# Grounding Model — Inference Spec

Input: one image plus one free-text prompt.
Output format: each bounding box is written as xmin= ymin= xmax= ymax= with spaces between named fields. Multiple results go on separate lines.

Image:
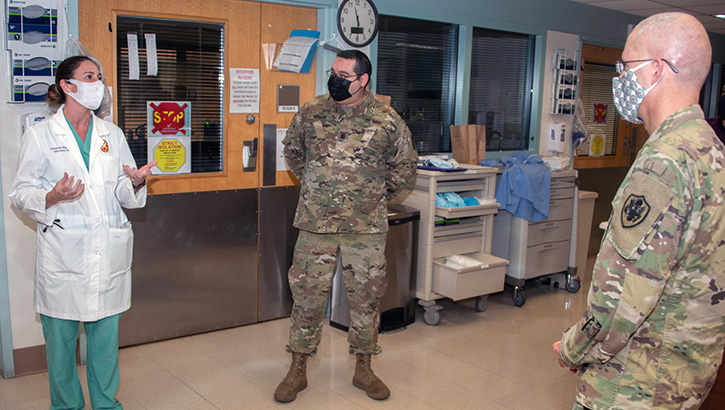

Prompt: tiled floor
xmin=0 ymin=261 xmax=594 ymax=410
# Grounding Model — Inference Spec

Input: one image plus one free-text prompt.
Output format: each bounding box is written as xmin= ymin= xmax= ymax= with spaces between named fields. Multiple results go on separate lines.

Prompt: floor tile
xmin=1 ymin=257 xmax=597 ymax=410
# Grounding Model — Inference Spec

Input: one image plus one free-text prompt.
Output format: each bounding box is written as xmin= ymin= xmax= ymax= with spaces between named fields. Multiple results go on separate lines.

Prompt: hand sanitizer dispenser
xmin=21 ymin=112 xmax=50 ymax=136
xmin=548 ymin=123 xmax=566 ymax=153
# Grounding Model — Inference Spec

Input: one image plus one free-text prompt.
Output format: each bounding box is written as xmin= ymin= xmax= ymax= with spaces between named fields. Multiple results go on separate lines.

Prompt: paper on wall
xmin=272 ymin=30 xmax=319 ymax=73
xmin=127 ymin=33 xmax=139 ymax=80
xmin=145 ymin=33 xmax=157 ymax=76
xmin=229 ymin=68 xmax=260 ymax=113
xmin=277 ymin=128 xmax=289 ymax=171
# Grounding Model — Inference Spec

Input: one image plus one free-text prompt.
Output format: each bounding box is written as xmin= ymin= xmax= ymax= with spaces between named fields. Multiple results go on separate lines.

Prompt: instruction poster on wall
xmin=589 ymin=134 xmax=605 ymax=157
xmin=230 ymin=68 xmax=260 ymax=113
xmin=147 ymin=101 xmax=192 ymax=174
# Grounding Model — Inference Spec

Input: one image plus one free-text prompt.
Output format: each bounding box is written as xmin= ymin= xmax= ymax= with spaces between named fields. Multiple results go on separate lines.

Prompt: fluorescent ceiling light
xmin=714 ymin=14 xmax=725 ymax=19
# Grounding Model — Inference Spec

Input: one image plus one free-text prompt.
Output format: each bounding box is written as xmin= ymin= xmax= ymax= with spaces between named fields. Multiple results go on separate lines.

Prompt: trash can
xmin=576 ymin=190 xmax=598 ymax=282
xmin=330 ymin=204 xmax=420 ymax=332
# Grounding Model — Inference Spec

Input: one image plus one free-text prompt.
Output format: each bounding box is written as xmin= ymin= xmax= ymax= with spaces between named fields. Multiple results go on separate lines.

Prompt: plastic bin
xmin=330 ymin=204 xmax=420 ymax=332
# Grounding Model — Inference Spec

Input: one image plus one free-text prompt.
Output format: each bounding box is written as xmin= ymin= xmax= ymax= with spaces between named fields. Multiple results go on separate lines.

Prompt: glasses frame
xmin=326 ymin=68 xmax=361 ymax=81
xmin=615 ymin=58 xmax=679 ymax=75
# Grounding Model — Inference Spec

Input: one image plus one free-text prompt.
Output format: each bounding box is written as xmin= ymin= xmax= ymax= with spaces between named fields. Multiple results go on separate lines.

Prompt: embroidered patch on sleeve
xmin=621 ymin=194 xmax=650 ymax=228
xmin=609 ymin=171 xmax=675 ymax=260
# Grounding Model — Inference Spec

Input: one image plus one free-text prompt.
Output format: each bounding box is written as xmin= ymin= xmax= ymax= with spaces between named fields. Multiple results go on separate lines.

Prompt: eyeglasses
xmin=326 ymin=69 xmax=360 ymax=81
xmin=615 ymin=58 xmax=679 ymax=75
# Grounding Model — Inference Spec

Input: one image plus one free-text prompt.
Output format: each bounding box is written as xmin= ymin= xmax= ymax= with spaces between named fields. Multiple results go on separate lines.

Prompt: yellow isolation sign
xmin=153 ymin=139 xmax=186 ymax=172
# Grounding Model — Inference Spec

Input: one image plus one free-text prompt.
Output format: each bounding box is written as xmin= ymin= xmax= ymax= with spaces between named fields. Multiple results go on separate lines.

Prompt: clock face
xmin=337 ymin=0 xmax=379 ymax=48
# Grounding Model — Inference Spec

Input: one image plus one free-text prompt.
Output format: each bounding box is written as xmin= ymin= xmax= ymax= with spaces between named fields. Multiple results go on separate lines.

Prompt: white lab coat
xmin=9 ymin=106 xmax=147 ymax=321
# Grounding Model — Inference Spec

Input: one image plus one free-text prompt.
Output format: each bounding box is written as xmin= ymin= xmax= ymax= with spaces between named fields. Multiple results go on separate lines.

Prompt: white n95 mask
xmin=66 ymin=79 xmax=105 ymax=110
xmin=611 ymin=60 xmax=663 ymax=124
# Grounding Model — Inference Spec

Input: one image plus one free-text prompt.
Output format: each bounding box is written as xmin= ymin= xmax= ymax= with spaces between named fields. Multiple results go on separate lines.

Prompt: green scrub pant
xmin=286 ymin=231 xmax=387 ymax=356
xmin=40 ymin=314 xmax=122 ymax=410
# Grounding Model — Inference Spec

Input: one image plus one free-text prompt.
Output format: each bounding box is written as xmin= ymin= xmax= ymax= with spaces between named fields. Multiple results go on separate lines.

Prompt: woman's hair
xmin=46 ymin=55 xmax=96 ymax=105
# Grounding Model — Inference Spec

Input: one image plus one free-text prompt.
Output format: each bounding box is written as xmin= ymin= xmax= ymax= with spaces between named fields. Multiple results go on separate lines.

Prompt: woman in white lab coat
xmin=9 ymin=56 xmax=156 ymax=410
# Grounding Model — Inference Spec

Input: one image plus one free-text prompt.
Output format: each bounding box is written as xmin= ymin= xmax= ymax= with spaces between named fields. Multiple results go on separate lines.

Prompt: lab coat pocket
xmin=100 ymin=155 xmax=121 ymax=186
xmin=109 ymin=225 xmax=134 ymax=275
xmin=41 ymin=227 xmax=87 ymax=276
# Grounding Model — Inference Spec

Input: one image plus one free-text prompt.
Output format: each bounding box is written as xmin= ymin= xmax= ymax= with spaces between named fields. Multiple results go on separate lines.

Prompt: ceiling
xmin=570 ymin=0 xmax=725 ymax=35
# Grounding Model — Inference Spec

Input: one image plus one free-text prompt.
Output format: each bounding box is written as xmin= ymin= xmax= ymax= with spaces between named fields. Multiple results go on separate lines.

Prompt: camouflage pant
xmin=286 ymin=230 xmax=387 ymax=356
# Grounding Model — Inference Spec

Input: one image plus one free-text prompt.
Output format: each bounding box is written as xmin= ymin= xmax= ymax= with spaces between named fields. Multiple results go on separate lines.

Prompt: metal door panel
xmin=120 ymin=190 xmax=258 ymax=346
xmin=258 ymin=186 xmax=299 ymax=321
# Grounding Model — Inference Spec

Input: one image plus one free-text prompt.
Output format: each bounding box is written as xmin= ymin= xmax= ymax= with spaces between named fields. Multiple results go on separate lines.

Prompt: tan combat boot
xmin=274 ymin=352 xmax=309 ymax=403
xmin=352 ymin=353 xmax=390 ymax=400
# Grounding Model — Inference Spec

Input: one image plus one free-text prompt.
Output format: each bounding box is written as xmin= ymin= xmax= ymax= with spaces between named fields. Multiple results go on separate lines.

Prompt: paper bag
xmin=450 ymin=124 xmax=486 ymax=164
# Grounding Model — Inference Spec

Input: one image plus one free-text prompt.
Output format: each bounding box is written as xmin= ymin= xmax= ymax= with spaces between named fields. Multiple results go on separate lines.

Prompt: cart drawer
xmin=434 ymin=219 xmax=483 ymax=238
xmin=432 ymin=233 xmax=481 ymax=258
xmin=524 ymin=240 xmax=569 ymax=279
xmin=432 ymin=252 xmax=508 ymax=301
xmin=550 ymin=186 xmax=575 ymax=200
xmin=541 ymin=198 xmax=574 ymax=222
xmin=527 ymin=219 xmax=572 ymax=247
xmin=550 ymin=177 xmax=575 ymax=190
xmin=435 ymin=202 xmax=499 ymax=218
xmin=435 ymin=179 xmax=488 ymax=193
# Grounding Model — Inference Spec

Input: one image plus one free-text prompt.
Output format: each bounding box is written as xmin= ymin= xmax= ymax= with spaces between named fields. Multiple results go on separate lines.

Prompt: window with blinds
xmin=579 ymin=61 xmax=618 ymax=156
xmin=116 ymin=16 xmax=224 ymax=173
xmin=376 ymin=16 xmax=458 ymax=154
xmin=468 ymin=27 xmax=534 ymax=152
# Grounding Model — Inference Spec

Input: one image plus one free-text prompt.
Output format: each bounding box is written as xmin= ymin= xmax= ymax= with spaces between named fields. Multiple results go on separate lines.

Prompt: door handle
xmin=243 ymin=137 xmax=258 ymax=172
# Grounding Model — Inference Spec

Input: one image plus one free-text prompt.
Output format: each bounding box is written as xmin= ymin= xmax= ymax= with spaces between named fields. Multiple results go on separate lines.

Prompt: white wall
xmin=0 ymin=6 xmax=52 ymax=349
xmin=538 ymin=30 xmax=581 ymax=159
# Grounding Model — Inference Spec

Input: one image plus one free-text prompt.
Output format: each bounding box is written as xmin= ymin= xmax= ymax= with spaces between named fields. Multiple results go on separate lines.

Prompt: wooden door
xmin=574 ymin=44 xmax=648 ymax=169
xmin=80 ymin=0 xmax=261 ymax=194
xmin=78 ymin=0 xmax=316 ymax=343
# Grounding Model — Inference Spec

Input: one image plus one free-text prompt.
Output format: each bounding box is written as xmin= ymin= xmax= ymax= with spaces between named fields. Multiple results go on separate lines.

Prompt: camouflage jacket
xmin=283 ymin=92 xmax=418 ymax=233
xmin=559 ymin=105 xmax=725 ymax=409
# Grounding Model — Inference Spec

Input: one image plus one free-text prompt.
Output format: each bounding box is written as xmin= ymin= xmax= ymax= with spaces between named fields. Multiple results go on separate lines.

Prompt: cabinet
xmin=491 ymin=170 xmax=580 ymax=306
xmin=397 ymin=165 xmax=509 ymax=325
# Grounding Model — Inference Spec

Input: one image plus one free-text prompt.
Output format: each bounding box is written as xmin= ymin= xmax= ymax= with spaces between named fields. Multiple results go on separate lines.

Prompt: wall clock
xmin=337 ymin=0 xmax=379 ymax=48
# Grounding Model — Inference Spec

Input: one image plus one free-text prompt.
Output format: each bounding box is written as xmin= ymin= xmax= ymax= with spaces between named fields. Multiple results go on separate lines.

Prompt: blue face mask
xmin=612 ymin=60 xmax=661 ymax=124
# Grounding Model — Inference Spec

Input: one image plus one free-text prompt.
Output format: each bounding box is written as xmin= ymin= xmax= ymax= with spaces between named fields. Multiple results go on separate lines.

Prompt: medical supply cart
xmin=397 ymin=165 xmax=509 ymax=325
xmin=491 ymin=169 xmax=580 ymax=306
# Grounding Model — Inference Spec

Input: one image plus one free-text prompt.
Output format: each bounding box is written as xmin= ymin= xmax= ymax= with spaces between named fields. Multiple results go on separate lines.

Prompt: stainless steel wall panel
xmin=258 ymin=186 xmax=299 ymax=321
xmin=120 ymin=190 xmax=259 ymax=346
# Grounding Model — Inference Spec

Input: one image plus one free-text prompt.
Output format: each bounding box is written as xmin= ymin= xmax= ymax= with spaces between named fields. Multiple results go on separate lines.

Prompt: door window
xmin=116 ymin=16 xmax=224 ymax=173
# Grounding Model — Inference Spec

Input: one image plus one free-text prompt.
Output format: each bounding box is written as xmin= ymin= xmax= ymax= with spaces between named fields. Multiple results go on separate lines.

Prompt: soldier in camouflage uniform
xmin=274 ymin=50 xmax=418 ymax=403
xmin=554 ymin=13 xmax=725 ymax=410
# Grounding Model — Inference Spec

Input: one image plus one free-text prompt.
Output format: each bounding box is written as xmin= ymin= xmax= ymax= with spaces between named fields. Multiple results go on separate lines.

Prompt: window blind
xmin=116 ymin=16 xmax=224 ymax=173
xmin=469 ymin=27 xmax=534 ymax=152
xmin=579 ymin=61 xmax=618 ymax=156
xmin=376 ymin=15 xmax=458 ymax=154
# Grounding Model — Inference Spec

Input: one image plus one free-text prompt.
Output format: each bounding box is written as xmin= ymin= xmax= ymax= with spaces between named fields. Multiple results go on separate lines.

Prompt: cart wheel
xmin=513 ymin=289 xmax=526 ymax=307
xmin=475 ymin=296 xmax=488 ymax=312
xmin=423 ymin=310 xmax=441 ymax=326
xmin=566 ymin=276 xmax=581 ymax=293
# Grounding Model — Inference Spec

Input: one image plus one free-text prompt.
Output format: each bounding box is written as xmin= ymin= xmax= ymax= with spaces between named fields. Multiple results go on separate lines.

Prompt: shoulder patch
xmin=609 ymin=171 xmax=675 ymax=260
xmin=621 ymin=194 xmax=650 ymax=228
